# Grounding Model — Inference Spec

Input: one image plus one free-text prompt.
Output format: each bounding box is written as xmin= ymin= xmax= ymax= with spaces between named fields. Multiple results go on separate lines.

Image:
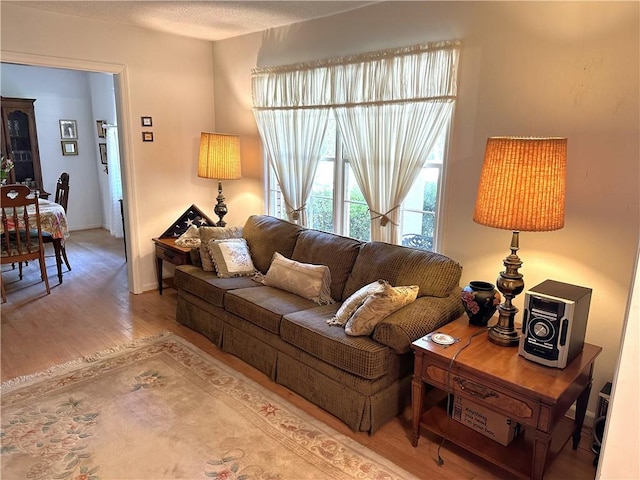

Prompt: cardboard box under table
xmin=452 ymin=395 xmax=522 ymax=446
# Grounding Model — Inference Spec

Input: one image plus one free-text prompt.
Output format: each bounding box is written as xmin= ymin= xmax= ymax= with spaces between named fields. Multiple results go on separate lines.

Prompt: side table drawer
xmin=155 ymin=245 xmax=189 ymax=266
xmin=425 ymin=364 xmax=540 ymax=427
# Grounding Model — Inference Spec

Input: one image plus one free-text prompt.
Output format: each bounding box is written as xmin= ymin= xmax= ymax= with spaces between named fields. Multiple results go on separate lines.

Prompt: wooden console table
xmin=411 ymin=316 xmax=601 ymax=480
xmin=152 ymin=237 xmax=192 ymax=294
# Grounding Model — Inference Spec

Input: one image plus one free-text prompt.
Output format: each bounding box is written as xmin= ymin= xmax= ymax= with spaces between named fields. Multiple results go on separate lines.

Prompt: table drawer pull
xmin=454 ymin=377 xmax=498 ymax=400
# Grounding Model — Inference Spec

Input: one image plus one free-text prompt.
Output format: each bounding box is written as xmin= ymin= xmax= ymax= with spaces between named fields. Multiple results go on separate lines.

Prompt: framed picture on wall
xmin=96 ymin=120 xmax=106 ymax=138
xmin=61 ymin=140 xmax=78 ymax=156
xmin=142 ymin=131 xmax=154 ymax=142
xmin=59 ymin=120 xmax=77 ymax=139
xmin=141 ymin=116 xmax=153 ymax=127
xmin=99 ymin=143 xmax=107 ymax=164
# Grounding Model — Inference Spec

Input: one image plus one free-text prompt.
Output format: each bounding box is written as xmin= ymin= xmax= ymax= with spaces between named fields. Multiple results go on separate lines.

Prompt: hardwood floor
xmin=1 ymin=229 xmax=597 ymax=479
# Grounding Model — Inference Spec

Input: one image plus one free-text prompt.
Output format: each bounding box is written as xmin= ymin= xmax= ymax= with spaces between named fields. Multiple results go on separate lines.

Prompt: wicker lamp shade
xmin=198 ymin=132 xmax=242 ymax=180
xmin=473 ymin=137 xmax=567 ymax=232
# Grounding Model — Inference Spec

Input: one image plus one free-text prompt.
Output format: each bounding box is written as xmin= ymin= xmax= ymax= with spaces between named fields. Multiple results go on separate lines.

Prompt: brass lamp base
xmin=213 ymin=180 xmax=228 ymax=227
xmin=489 ymin=230 xmax=525 ymax=348
xmin=489 ymin=304 xmax=521 ymax=347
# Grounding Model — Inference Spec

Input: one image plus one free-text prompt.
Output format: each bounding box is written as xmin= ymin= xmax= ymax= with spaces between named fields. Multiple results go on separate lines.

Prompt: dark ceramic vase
xmin=461 ymin=281 xmax=501 ymax=326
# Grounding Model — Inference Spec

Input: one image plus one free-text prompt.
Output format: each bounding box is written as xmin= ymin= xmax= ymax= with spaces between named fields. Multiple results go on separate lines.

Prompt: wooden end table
xmin=152 ymin=237 xmax=192 ymax=294
xmin=411 ymin=316 xmax=601 ymax=480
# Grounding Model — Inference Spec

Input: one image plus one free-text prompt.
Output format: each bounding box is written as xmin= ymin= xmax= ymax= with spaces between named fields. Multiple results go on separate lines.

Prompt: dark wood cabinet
xmin=1 ymin=96 xmax=50 ymax=198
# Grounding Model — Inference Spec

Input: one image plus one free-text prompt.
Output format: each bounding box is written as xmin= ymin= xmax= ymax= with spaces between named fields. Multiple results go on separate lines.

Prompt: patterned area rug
xmin=1 ymin=333 xmax=416 ymax=480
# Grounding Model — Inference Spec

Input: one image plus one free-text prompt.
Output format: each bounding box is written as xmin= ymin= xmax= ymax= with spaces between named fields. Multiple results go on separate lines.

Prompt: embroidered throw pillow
xmin=262 ymin=252 xmax=334 ymax=305
xmin=198 ymin=226 xmax=243 ymax=271
xmin=327 ymin=280 xmax=388 ymax=326
xmin=345 ymin=283 xmax=419 ymax=336
xmin=207 ymin=238 xmax=256 ymax=278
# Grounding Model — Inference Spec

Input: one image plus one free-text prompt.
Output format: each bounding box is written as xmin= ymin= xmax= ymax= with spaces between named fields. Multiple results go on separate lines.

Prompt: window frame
xmin=266 ymin=123 xmax=451 ymax=251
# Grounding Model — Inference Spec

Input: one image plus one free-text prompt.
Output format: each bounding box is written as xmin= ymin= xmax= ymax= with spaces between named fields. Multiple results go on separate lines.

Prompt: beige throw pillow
xmin=207 ymin=238 xmax=256 ymax=278
xmin=345 ymin=283 xmax=419 ymax=336
xmin=198 ymin=226 xmax=243 ymax=271
xmin=263 ymin=252 xmax=334 ymax=305
xmin=327 ymin=280 xmax=388 ymax=326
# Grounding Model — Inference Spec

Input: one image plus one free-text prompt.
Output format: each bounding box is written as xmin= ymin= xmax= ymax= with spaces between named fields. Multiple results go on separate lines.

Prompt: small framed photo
xmin=141 ymin=116 xmax=153 ymax=127
xmin=96 ymin=120 xmax=106 ymax=138
xmin=59 ymin=120 xmax=78 ymax=139
xmin=142 ymin=131 xmax=154 ymax=142
xmin=99 ymin=143 xmax=107 ymax=164
xmin=61 ymin=140 xmax=78 ymax=156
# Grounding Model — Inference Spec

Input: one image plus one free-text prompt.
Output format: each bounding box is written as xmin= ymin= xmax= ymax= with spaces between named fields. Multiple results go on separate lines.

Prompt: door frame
xmin=1 ymin=50 xmax=141 ymax=293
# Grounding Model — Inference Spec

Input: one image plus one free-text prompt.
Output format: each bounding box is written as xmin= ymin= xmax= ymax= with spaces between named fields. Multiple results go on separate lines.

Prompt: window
xmin=268 ymin=117 xmax=448 ymax=251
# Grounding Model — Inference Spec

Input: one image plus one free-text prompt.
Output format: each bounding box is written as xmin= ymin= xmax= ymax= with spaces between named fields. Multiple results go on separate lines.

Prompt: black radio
xmin=519 ymin=280 xmax=592 ymax=368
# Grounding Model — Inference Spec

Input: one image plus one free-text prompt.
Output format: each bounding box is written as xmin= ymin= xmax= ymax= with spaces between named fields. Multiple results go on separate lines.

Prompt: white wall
xmin=598 ymin=244 xmax=640 ymax=478
xmin=87 ymin=72 xmax=118 ymax=230
xmin=1 ymin=64 xmax=104 ymax=231
xmin=211 ymin=1 xmax=639 ymax=421
xmin=1 ymin=3 xmax=231 ymax=294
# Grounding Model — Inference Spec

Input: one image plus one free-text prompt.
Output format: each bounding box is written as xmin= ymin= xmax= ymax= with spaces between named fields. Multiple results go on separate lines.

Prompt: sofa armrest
xmin=372 ymin=290 xmax=464 ymax=354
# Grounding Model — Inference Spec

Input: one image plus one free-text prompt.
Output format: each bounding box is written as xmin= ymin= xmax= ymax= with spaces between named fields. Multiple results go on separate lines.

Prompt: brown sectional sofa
xmin=175 ymin=215 xmax=464 ymax=433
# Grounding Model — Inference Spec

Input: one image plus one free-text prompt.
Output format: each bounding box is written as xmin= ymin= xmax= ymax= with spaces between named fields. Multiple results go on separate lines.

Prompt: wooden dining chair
xmin=43 ymin=172 xmax=71 ymax=271
xmin=53 ymin=172 xmax=69 ymax=210
xmin=1 ymin=184 xmax=50 ymax=302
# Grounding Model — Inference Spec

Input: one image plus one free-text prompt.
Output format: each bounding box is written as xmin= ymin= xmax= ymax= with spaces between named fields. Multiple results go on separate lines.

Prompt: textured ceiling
xmin=12 ymin=1 xmax=375 ymax=41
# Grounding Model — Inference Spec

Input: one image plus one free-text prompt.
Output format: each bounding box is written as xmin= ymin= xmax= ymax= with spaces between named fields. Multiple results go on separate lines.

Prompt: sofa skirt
xmin=177 ymin=289 xmax=413 ymax=433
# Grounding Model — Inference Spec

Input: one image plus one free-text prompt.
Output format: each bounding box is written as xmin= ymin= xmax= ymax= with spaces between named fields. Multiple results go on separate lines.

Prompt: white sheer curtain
xmin=252 ymin=40 xmax=460 ymax=238
xmin=253 ymin=108 xmax=329 ymax=225
xmin=104 ymin=125 xmax=124 ymax=238
xmin=331 ymin=41 xmax=460 ymax=243
xmin=252 ymin=66 xmax=331 ymax=225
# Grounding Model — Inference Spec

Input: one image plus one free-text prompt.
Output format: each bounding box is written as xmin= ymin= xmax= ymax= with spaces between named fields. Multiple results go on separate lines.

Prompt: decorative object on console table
xmin=158 ymin=204 xmax=216 ymax=238
xmin=473 ymin=136 xmax=567 ymax=347
xmin=198 ymin=132 xmax=242 ymax=226
xmin=154 ymin=204 xmax=217 ymax=294
xmin=460 ymin=280 xmax=500 ymax=326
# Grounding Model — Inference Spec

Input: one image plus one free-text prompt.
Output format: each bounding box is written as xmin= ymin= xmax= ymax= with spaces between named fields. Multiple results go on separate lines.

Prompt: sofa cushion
xmin=198 ymin=225 xmax=243 ymax=271
xmin=207 ymin=238 xmax=256 ymax=278
xmin=281 ymin=305 xmax=390 ymax=380
xmin=243 ymin=215 xmax=304 ymax=274
xmin=345 ymin=284 xmax=419 ymax=336
xmin=225 ymin=285 xmax=317 ymax=334
xmin=174 ymin=265 xmax=260 ymax=308
xmin=344 ymin=241 xmax=462 ymax=299
xmin=291 ymin=229 xmax=362 ymax=302
xmin=328 ymin=280 xmax=387 ymax=327
xmin=262 ymin=252 xmax=334 ymax=305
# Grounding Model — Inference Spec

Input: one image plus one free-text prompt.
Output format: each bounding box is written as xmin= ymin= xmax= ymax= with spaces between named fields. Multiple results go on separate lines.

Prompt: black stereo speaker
xmin=519 ymin=280 xmax=592 ymax=368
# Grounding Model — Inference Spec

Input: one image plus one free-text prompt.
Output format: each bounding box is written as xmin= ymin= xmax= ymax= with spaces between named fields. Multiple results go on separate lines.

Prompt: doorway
xmin=0 ymin=52 xmax=139 ymax=292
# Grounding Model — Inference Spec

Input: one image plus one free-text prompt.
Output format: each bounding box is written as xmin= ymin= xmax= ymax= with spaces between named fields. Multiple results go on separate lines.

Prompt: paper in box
xmin=451 ymin=395 xmax=522 ymax=446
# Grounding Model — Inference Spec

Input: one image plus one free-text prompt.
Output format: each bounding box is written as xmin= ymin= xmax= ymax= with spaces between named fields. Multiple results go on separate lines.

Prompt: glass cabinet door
xmin=1 ymin=97 xmax=49 ymax=198
xmin=6 ymin=109 xmax=36 ymax=182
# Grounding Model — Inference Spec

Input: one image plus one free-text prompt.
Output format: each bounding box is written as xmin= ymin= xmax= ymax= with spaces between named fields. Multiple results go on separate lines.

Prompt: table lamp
xmin=198 ymin=132 xmax=242 ymax=227
xmin=473 ymin=136 xmax=567 ymax=347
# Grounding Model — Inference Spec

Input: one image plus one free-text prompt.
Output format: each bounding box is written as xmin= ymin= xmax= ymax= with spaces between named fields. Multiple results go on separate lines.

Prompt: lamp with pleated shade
xmin=198 ymin=132 xmax=242 ymax=227
xmin=473 ymin=136 xmax=567 ymax=346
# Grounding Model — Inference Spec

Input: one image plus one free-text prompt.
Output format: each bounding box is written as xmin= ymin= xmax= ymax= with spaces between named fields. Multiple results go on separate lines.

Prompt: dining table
xmin=1 ymin=197 xmax=70 ymax=283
